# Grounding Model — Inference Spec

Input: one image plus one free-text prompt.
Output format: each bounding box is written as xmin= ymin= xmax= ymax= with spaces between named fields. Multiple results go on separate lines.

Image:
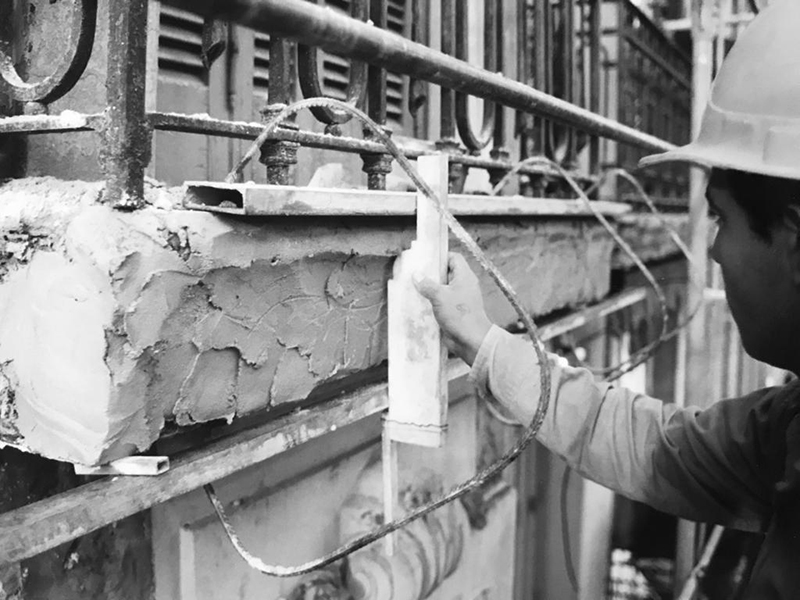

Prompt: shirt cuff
xmin=467 ymin=324 xmax=506 ymax=400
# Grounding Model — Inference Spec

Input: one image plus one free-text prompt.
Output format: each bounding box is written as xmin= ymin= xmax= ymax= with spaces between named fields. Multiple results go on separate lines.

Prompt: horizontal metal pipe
xmin=161 ymin=0 xmax=675 ymax=154
xmin=0 ymin=286 xmax=647 ymax=564
xmin=150 ymin=111 xmax=591 ymax=182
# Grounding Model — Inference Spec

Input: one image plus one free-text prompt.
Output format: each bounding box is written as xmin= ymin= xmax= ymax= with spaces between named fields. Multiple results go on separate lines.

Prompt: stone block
xmin=0 ymin=178 xmax=616 ymax=465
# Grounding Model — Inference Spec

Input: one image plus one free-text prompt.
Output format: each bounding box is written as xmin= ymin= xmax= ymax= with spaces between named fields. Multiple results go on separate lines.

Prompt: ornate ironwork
xmin=361 ymin=0 xmax=392 ymax=190
xmin=297 ymin=0 xmax=369 ymax=125
xmin=616 ymin=0 xmax=691 ymax=200
xmin=0 ymin=0 xmax=98 ymax=106
xmin=261 ymin=37 xmax=300 ymax=185
xmin=454 ymin=0 xmax=497 ymax=153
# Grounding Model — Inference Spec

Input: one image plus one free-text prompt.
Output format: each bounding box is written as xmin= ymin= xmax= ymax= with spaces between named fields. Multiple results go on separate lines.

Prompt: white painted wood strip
xmin=74 ymin=456 xmax=170 ymax=476
xmin=386 ymin=154 xmax=449 ymax=448
xmin=183 ymin=182 xmax=632 ymax=218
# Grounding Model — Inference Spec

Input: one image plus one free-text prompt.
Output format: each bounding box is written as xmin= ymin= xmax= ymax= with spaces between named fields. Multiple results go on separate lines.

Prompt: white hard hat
xmin=640 ymin=0 xmax=800 ymax=180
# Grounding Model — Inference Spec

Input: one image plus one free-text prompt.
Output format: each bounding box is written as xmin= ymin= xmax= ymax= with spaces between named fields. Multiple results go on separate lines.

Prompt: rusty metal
xmin=408 ymin=0 xmax=428 ymax=118
xmin=101 ymin=0 xmax=150 ymax=208
xmin=588 ymin=0 xmax=601 ymax=175
xmin=262 ymin=37 xmax=298 ymax=184
xmin=297 ymin=0 xmax=368 ymax=125
xmin=436 ymin=0 xmax=467 ymax=193
xmin=361 ymin=0 xmax=391 ymax=190
xmin=149 ymin=110 xmax=594 ymax=185
xmin=0 ymin=0 xmax=98 ymax=106
xmin=258 ymin=104 xmax=299 ymax=186
xmin=488 ymin=0 xmax=508 ymax=189
xmin=557 ymin=0 xmax=577 ymax=167
xmin=454 ymin=0 xmax=497 ymax=152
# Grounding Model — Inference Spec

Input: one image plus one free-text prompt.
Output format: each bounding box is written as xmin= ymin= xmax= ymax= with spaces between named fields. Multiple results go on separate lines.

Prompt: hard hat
xmin=640 ymin=0 xmax=800 ymax=180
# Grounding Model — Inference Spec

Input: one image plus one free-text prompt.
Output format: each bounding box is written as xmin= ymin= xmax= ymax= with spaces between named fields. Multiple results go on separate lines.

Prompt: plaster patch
xmin=0 ymin=251 xmax=116 ymax=464
xmin=174 ymin=348 xmax=239 ymax=426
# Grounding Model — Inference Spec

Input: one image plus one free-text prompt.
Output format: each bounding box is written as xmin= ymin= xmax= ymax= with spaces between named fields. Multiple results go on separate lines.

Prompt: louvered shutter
xmin=253 ymin=33 xmax=270 ymax=96
xmin=158 ymin=7 xmax=206 ymax=83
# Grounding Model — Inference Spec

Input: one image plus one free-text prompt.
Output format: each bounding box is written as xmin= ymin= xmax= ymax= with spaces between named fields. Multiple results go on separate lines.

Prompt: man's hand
xmin=414 ymin=252 xmax=492 ymax=366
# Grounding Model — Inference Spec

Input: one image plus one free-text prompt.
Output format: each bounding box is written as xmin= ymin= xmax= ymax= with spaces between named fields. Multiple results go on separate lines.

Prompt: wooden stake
xmin=386 ymin=153 xmax=449 ymax=448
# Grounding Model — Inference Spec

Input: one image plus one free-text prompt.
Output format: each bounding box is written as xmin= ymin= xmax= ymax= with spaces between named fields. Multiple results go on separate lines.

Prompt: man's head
xmin=707 ymin=169 xmax=800 ymax=371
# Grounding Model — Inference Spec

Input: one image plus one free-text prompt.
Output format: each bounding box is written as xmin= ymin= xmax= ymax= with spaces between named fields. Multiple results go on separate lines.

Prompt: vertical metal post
xmin=362 ymin=0 xmax=393 ymax=191
xmin=561 ymin=0 xmax=577 ymax=168
xmin=589 ymin=0 xmax=602 ymax=178
xmin=489 ymin=0 xmax=510 ymax=189
xmin=260 ymin=38 xmax=298 ymax=185
xmin=674 ymin=0 xmax=717 ymax=594
xmin=439 ymin=0 xmax=457 ymax=143
xmin=102 ymin=0 xmax=151 ymax=208
xmin=437 ymin=0 xmax=466 ymax=193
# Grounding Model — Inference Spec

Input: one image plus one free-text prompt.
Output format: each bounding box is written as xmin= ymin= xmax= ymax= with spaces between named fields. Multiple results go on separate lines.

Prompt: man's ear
xmin=783 ymin=204 xmax=800 ymax=232
xmin=782 ymin=205 xmax=800 ymax=285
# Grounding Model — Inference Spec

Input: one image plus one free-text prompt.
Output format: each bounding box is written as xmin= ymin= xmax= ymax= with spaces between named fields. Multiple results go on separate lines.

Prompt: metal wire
xmin=207 ymin=96 xmax=554 ymax=577
xmin=491 ymin=156 xmax=671 ymax=380
xmin=584 ymin=168 xmax=695 ymax=266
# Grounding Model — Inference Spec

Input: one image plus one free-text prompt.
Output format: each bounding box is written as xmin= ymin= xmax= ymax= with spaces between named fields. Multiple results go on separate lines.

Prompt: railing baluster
xmin=101 ymin=0 xmax=150 ymax=208
xmin=409 ymin=0 xmax=429 ymax=134
xmin=261 ymin=37 xmax=298 ymax=185
xmin=297 ymin=0 xmax=368 ymax=128
xmin=532 ymin=0 xmax=551 ymax=194
xmin=561 ymin=0 xmax=577 ymax=169
xmin=489 ymin=0 xmax=510 ymax=190
xmin=0 ymin=0 xmax=98 ymax=114
xmin=436 ymin=0 xmax=467 ymax=193
xmin=361 ymin=0 xmax=393 ymax=191
xmin=589 ymin=0 xmax=601 ymax=178
xmin=455 ymin=0 xmax=497 ymax=154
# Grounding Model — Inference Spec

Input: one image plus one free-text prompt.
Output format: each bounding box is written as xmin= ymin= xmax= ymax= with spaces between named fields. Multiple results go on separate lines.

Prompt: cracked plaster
xmin=0 ymin=177 xmax=616 ymax=465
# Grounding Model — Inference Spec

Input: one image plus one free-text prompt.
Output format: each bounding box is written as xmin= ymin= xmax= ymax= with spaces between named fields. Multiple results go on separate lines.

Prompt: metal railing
xmin=0 ymin=0 xmax=689 ymax=208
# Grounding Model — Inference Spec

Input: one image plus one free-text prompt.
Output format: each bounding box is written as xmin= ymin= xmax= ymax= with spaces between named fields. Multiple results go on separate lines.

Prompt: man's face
xmin=708 ymin=173 xmax=800 ymax=371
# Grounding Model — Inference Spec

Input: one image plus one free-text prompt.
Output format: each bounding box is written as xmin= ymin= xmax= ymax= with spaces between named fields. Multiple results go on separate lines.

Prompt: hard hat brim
xmin=639 ymin=143 xmax=716 ymax=172
xmin=639 ymin=139 xmax=800 ymax=180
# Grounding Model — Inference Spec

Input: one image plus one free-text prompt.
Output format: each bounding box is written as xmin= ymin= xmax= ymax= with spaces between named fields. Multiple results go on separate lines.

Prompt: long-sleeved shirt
xmin=469 ymin=325 xmax=800 ymax=600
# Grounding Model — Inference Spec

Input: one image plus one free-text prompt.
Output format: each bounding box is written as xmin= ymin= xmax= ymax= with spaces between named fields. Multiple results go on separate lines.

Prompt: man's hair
xmin=722 ymin=169 xmax=800 ymax=240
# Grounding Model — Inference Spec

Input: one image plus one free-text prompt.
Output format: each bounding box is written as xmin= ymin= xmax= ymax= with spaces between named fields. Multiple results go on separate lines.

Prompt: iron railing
xmin=0 ymin=0 xmax=689 ymax=208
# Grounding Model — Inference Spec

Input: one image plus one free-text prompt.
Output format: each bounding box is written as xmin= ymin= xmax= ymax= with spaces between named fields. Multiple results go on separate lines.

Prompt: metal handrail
xmin=161 ymin=0 xmax=675 ymax=155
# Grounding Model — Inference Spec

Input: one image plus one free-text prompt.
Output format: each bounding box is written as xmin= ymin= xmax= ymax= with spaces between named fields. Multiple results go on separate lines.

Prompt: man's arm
xmin=470 ymin=325 xmax=778 ymax=531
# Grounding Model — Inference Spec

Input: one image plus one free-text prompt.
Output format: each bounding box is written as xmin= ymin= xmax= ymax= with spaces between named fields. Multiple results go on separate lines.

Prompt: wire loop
xmin=211 ymin=96 xmax=553 ymax=577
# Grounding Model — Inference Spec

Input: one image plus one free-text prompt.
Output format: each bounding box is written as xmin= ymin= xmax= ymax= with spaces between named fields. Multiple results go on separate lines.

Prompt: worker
xmin=416 ymin=1 xmax=800 ymax=597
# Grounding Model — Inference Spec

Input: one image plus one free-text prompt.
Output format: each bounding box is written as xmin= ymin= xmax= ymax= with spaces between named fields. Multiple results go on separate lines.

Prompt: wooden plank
xmin=183 ymin=182 xmax=633 ymax=218
xmin=0 ymin=286 xmax=645 ymax=564
xmin=386 ymin=153 xmax=449 ymax=447
xmin=0 ymin=383 xmax=389 ymax=565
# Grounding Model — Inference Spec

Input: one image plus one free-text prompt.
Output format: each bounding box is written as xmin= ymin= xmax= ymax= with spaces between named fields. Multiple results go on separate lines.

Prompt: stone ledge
xmin=0 ymin=178 xmax=618 ymax=465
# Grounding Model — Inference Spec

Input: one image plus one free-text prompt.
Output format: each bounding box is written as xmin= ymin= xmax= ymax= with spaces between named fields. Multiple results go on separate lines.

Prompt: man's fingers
xmin=414 ymin=275 xmax=443 ymax=302
xmin=447 ymin=252 xmax=475 ymax=283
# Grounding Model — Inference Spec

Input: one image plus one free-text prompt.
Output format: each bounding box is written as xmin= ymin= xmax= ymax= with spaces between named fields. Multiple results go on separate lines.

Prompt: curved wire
xmin=208 ymin=96 xmax=554 ymax=577
xmin=584 ymin=168 xmax=695 ymax=266
xmin=490 ymin=156 xmax=670 ymax=381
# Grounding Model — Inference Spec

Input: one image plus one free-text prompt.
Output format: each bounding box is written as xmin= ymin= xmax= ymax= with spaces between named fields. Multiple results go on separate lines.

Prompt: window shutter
xmin=386 ymin=0 xmax=407 ymax=128
xmin=253 ymin=33 xmax=271 ymax=95
xmin=158 ymin=7 xmax=206 ymax=83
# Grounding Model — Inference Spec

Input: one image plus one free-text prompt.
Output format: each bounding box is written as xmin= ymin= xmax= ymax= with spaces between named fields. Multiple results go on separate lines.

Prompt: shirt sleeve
xmin=469 ymin=325 xmax=782 ymax=532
